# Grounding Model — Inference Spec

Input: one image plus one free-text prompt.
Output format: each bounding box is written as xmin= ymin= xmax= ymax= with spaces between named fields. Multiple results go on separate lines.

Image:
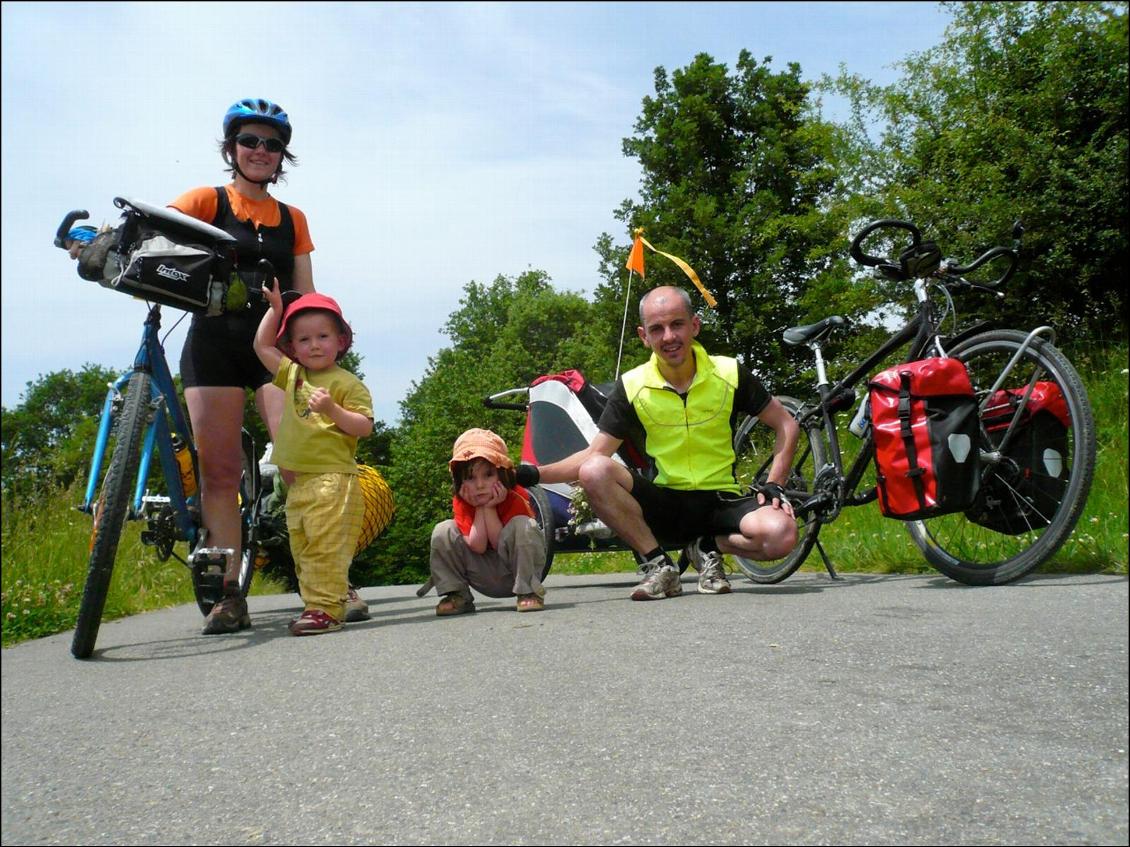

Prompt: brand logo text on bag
xmin=156 ymin=263 xmax=191 ymax=283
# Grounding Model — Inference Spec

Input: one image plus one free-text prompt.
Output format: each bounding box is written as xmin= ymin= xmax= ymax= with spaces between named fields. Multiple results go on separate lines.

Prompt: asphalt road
xmin=2 ymin=571 xmax=1127 ymax=846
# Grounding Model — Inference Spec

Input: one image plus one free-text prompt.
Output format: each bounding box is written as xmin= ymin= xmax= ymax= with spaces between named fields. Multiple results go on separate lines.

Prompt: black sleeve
xmin=736 ymin=364 xmax=772 ymax=417
xmin=596 ymin=379 xmax=639 ymax=441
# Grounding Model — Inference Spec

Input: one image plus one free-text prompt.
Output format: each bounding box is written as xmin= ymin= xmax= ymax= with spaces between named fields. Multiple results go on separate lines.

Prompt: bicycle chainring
xmin=812 ymin=465 xmax=845 ymax=522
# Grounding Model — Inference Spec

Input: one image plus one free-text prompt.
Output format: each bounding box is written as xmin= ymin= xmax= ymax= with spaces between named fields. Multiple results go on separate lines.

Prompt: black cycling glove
xmin=758 ymin=481 xmax=789 ymax=506
xmin=515 ymin=464 xmax=540 ymax=488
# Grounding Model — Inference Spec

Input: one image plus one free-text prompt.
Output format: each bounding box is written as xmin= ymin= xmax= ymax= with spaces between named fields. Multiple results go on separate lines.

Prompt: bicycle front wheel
xmin=906 ymin=329 xmax=1096 ymax=585
xmin=731 ymin=396 xmax=826 ymax=584
xmin=72 ymin=372 xmax=150 ymax=659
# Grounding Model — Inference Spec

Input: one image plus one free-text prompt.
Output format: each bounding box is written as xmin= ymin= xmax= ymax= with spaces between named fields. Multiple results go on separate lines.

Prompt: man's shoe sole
xmin=630 ymin=586 xmax=683 ymax=601
xmin=698 ymin=583 xmax=732 ymax=595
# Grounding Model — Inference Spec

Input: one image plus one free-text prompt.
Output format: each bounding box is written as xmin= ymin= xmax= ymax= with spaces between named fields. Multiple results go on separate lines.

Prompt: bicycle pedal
xmin=191 ymin=547 xmax=236 ymax=575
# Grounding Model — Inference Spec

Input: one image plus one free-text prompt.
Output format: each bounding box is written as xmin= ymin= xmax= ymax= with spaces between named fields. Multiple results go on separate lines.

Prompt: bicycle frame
xmin=81 ymin=305 xmax=198 ymax=547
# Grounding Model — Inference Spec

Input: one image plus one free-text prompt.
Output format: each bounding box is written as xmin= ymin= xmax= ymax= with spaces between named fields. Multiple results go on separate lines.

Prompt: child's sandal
xmin=436 ymin=592 xmax=475 ymax=617
xmin=516 ymin=593 xmax=545 ymax=613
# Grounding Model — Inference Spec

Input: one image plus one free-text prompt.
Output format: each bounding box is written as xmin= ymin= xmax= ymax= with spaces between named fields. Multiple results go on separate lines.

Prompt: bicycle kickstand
xmin=814 ymin=538 xmax=840 ymax=580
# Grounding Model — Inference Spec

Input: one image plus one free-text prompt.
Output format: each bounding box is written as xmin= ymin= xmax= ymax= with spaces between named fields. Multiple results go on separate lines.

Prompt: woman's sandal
xmin=516 ymin=593 xmax=545 ymax=613
xmin=436 ymin=592 xmax=475 ymax=617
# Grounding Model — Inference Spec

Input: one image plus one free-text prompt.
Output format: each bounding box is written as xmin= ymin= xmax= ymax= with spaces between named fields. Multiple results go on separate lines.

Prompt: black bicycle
xmin=732 ymin=220 xmax=1096 ymax=586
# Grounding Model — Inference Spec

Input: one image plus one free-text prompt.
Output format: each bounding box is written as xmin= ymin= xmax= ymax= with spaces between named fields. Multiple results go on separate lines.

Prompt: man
xmin=517 ymin=285 xmax=799 ymax=600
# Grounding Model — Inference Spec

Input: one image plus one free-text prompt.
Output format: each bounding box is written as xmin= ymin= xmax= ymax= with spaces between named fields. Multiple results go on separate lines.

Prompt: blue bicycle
xmin=56 ymin=199 xmax=265 ymax=659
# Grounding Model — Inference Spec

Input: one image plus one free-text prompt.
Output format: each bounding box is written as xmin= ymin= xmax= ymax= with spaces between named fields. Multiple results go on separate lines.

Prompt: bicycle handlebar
xmin=850 ymin=219 xmax=1019 ymax=289
xmin=849 ymin=219 xmax=921 ymax=267
xmin=54 ymin=210 xmax=91 ymax=249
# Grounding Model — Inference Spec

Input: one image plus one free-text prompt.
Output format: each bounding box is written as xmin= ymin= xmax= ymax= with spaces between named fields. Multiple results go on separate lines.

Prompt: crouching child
xmin=431 ymin=429 xmax=547 ymax=615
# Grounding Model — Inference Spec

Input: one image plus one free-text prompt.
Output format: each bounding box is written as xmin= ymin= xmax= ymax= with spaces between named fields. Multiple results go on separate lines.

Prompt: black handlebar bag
xmin=108 ymin=197 xmax=238 ymax=315
xmin=869 ymin=357 xmax=981 ymax=520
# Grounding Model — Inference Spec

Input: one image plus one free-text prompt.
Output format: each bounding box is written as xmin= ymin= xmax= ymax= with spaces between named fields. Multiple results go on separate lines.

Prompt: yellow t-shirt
xmin=271 ymin=355 xmax=373 ymax=474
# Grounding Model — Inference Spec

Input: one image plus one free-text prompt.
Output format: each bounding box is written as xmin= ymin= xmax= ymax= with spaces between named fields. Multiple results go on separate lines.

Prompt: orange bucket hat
xmin=449 ymin=428 xmax=514 ymax=474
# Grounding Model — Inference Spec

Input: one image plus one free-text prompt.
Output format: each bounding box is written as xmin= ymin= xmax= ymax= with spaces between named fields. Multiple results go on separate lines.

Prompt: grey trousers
xmin=429 ymin=517 xmax=546 ymax=599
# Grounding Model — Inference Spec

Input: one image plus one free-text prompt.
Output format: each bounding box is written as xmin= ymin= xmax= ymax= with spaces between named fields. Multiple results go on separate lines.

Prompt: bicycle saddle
xmin=783 ymin=316 xmax=849 ymax=346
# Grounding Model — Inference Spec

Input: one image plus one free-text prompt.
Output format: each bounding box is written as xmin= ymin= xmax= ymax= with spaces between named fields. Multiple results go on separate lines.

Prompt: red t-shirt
xmin=452 ymin=485 xmax=535 ymax=537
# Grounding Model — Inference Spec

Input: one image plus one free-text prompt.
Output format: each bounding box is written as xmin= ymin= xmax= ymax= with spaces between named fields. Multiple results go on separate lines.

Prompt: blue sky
xmin=1 ymin=1 xmax=953 ymax=425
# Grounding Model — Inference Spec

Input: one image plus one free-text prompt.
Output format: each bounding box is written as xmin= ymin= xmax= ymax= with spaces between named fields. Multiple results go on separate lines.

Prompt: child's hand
xmin=261 ymin=278 xmax=283 ymax=312
xmin=486 ymin=480 xmax=508 ymax=507
xmin=307 ymin=386 xmax=336 ymax=416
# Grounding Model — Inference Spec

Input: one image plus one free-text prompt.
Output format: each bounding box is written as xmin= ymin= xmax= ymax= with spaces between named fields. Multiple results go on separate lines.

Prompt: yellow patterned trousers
xmin=286 ymin=472 xmax=364 ymax=621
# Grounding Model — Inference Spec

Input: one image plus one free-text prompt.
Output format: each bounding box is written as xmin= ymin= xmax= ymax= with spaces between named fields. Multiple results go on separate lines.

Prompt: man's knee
xmin=577 ymin=455 xmax=623 ymax=493
xmin=739 ymin=508 xmax=798 ymax=559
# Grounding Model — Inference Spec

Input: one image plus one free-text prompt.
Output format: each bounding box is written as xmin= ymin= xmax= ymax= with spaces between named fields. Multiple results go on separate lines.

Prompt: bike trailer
xmin=966 ymin=381 xmax=1070 ymax=534
xmin=869 ymin=357 xmax=981 ymax=520
xmin=520 ymin=369 xmax=650 ymax=530
xmin=107 ymin=197 xmax=238 ymax=315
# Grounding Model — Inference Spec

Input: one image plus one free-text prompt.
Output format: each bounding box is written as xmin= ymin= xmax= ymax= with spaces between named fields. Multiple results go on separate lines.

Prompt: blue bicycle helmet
xmin=222 ymin=98 xmax=292 ymax=145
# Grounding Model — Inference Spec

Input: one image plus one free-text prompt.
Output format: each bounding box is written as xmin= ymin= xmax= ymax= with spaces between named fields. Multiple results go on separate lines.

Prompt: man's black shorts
xmin=628 ymin=471 xmax=767 ymax=546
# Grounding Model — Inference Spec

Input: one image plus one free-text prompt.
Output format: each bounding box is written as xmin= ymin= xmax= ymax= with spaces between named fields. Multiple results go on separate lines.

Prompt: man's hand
xmin=757 ymin=481 xmax=794 ymax=516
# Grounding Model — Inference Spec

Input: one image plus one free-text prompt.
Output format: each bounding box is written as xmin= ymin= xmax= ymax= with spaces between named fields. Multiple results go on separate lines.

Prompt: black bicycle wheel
xmin=193 ymin=430 xmax=260 ymax=615
xmin=72 ymin=372 xmax=150 ymax=659
xmin=527 ymin=485 xmax=556 ymax=579
xmin=730 ymin=396 xmax=826 ymax=584
xmin=905 ymin=329 xmax=1096 ymax=585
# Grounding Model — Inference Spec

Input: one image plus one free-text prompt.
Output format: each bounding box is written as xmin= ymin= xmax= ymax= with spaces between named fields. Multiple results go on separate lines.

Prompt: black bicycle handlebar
xmin=850 ymin=219 xmax=1019 ymax=288
xmin=849 ymin=219 xmax=921 ymax=267
xmin=54 ymin=210 xmax=90 ymax=249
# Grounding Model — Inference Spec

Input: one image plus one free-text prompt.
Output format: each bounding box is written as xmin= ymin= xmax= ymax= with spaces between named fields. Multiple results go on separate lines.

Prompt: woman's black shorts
xmin=179 ymin=313 xmax=272 ymax=390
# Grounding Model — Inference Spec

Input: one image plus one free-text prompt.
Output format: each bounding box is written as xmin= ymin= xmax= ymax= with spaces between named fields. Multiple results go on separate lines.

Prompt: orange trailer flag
xmin=625 ymin=234 xmax=646 ymax=277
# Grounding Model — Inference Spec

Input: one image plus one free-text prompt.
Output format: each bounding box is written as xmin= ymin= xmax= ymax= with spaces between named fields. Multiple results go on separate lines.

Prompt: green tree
xmin=359 ymin=270 xmax=602 ymax=585
xmin=829 ymin=1 xmax=1128 ymax=339
xmin=596 ymin=50 xmax=861 ymax=394
xmin=1 ymin=364 xmax=118 ymax=497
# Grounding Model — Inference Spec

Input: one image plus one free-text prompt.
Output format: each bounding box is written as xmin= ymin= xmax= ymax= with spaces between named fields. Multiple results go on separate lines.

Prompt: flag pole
xmin=617 ymin=229 xmax=648 ymax=380
xmin=615 ymin=268 xmax=635 ymax=380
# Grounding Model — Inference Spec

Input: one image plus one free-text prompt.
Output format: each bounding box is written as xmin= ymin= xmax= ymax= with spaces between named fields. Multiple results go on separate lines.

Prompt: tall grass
xmin=1 ymin=489 xmax=287 ymax=646
xmin=3 ymin=345 xmax=1126 ymax=647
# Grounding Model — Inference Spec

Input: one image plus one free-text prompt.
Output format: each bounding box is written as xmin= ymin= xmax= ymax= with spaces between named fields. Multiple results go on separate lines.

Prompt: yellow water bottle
xmin=172 ymin=434 xmax=197 ymax=498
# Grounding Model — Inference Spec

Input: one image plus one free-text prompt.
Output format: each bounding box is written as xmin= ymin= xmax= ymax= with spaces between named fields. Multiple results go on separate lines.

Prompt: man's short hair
xmin=639 ymin=286 xmax=695 ymax=324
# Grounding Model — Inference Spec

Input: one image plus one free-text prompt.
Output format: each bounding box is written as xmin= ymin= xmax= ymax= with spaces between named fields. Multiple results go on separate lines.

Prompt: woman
xmin=170 ymin=98 xmax=316 ymax=635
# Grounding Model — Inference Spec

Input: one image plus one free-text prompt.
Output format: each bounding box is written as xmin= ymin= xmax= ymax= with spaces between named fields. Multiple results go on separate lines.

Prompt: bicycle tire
xmin=730 ymin=396 xmax=826 ymax=584
xmin=528 ymin=485 xmax=556 ymax=580
xmin=71 ymin=372 xmax=150 ymax=659
xmin=905 ymin=329 xmax=1096 ymax=585
xmin=193 ymin=430 xmax=260 ymax=615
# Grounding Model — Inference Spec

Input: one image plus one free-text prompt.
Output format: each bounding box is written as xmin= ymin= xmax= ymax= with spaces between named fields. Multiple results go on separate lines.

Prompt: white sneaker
xmin=687 ymin=539 xmax=732 ymax=595
xmin=630 ymin=555 xmax=682 ymax=601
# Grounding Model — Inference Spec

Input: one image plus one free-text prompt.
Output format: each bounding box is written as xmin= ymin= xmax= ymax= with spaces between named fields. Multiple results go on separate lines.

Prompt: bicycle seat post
xmin=811 ymin=342 xmax=830 ymax=390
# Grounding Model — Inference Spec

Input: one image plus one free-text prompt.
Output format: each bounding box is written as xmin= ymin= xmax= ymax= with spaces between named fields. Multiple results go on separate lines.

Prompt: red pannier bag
xmin=966 ymin=381 xmax=1070 ymax=534
xmin=869 ymin=357 xmax=981 ymax=520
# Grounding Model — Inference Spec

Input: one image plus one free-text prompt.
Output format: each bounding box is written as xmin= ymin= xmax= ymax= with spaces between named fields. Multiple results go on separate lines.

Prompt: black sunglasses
xmin=235 ymin=133 xmax=285 ymax=153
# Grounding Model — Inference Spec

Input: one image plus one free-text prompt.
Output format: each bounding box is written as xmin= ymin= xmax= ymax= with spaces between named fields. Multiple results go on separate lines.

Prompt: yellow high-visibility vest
xmin=622 ymin=341 xmax=740 ymax=492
